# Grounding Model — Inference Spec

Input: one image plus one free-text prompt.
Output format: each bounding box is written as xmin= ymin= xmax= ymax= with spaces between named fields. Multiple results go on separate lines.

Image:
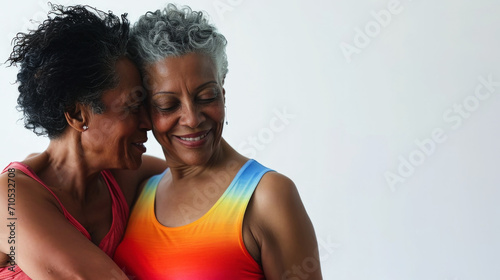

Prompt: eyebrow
xmin=153 ymin=81 xmax=218 ymax=96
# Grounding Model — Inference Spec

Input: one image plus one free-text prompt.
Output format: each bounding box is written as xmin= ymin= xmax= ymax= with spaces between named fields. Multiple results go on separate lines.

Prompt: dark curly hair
xmin=6 ymin=4 xmax=130 ymax=138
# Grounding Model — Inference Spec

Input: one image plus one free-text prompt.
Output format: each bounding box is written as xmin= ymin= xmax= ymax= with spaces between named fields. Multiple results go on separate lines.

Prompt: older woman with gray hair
xmin=114 ymin=4 xmax=322 ymax=279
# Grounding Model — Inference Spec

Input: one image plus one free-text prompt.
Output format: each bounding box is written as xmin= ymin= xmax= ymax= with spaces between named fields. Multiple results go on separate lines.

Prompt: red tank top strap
xmin=101 ymin=170 xmax=129 ymax=218
xmin=2 ymin=162 xmax=91 ymax=239
xmin=98 ymin=170 xmax=129 ymax=256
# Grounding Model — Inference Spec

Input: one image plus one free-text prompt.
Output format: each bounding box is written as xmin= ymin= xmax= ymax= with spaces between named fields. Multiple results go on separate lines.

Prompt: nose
xmin=138 ymin=104 xmax=152 ymax=130
xmin=179 ymin=102 xmax=205 ymax=128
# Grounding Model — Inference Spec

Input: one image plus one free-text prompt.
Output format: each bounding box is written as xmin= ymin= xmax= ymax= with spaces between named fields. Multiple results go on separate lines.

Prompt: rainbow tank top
xmin=114 ymin=159 xmax=271 ymax=279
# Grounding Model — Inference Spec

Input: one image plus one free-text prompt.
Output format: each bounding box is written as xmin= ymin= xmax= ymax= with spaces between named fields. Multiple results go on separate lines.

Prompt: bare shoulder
xmin=247 ymin=171 xmax=312 ymax=237
xmin=0 ymin=168 xmax=61 ymax=251
xmin=0 ymin=168 xmax=61 ymax=214
xmin=0 ymin=168 xmax=56 ymax=203
xmin=251 ymin=171 xmax=305 ymax=216
xmin=246 ymin=171 xmax=322 ymax=279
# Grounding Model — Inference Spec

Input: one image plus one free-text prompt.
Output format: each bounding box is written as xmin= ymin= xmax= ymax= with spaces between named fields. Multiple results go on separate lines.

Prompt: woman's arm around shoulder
xmin=249 ymin=171 xmax=323 ymax=280
xmin=0 ymin=171 xmax=128 ymax=280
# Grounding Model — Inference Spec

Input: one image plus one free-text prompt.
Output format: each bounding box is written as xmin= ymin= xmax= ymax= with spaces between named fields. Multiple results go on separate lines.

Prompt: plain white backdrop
xmin=1 ymin=0 xmax=500 ymax=279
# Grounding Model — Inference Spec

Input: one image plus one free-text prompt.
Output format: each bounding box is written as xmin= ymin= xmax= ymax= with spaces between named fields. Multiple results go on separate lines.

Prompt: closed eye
xmin=153 ymin=101 xmax=180 ymax=112
xmin=196 ymin=88 xmax=220 ymax=104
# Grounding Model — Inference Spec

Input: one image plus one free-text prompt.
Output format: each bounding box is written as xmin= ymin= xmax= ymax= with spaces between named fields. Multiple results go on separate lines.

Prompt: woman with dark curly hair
xmin=0 ymin=4 xmax=165 ymax=279
xmin=113 ymin=4 xmax=322 ymax=279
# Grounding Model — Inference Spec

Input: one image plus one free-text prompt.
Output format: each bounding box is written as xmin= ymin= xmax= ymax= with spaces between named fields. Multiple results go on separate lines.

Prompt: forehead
xmin=101 ymin=57 xmax=143 ymax=104
xmin=145 ymin=53 xmax=218 ymax=90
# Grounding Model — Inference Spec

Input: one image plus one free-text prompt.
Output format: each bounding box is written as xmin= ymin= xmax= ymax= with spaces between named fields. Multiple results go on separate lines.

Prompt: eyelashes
xmin=153 ymin=87 xmax=221 ymax=112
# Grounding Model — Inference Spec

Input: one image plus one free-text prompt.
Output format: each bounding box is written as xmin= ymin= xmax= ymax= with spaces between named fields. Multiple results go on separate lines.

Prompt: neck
xmin=34 ymin=131 xmax=104 ymax=200
xmin=166 ymin=139 xmax=241 ymax=182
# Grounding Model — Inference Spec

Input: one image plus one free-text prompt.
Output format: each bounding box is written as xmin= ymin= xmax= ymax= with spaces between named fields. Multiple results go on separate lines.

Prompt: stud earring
xmin=83 ymin=125 xmax=88 ymax=131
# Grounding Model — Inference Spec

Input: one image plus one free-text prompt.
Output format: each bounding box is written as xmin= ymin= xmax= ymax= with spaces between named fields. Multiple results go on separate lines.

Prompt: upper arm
xmin=251 ymin=172 xmax=322 ymax=280
xmin=0 ymin=172 xmax=128 ymax=279
xmin=112 ymin=154 xmax=167 ymax=206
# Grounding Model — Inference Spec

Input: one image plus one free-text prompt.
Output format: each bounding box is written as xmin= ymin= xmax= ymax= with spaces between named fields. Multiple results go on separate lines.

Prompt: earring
xmin=225 ymin=106 xmax=228 ymax=125
xmin=83 ymin=125 xmax=88 ymax=131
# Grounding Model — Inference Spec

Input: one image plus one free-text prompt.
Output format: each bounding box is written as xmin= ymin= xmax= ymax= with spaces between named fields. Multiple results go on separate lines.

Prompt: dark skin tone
xmin=0 ymin=58 xmax=166 ymax=279
xmin=147 ymin=53 xmax=322 ymax=279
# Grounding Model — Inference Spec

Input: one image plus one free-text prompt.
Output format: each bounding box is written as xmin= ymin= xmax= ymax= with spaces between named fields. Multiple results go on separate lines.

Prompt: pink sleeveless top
xmin=0 ymin=162 xmax=129 ymax=280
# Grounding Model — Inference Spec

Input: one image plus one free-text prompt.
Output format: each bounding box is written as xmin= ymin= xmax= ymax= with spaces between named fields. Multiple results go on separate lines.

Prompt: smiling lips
xmin=132 ymin=140 xmax=147 ymax=153
xmin=175 ymin=130 xmax=211 ymax=147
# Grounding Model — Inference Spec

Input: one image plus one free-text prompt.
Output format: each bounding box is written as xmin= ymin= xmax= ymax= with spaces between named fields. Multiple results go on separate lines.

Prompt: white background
xmin=1 ymin=0 xmax=500 ymax=279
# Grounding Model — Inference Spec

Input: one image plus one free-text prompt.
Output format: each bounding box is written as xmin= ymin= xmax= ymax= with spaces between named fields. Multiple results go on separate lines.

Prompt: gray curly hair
xmin=129 ymin=4 xmax=228 ymax=83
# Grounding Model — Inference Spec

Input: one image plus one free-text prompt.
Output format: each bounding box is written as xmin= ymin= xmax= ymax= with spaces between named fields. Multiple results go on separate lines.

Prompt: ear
xmin=64 ymin=103 xmax=91 ymax=133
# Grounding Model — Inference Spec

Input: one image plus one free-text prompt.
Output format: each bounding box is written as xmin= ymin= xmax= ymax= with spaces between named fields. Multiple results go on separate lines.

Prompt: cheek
xmin=122 ymin=116 xmax=140 ymax=133
xmin=205 ymin=101 xmax=225 ymax=122
xmin=87 ymin=118 xmax=115 ymax=143
xmin=107 ymin=116 xmax=139 ymax=143
xmin=151 ymin=112 xmax=175 ymax=134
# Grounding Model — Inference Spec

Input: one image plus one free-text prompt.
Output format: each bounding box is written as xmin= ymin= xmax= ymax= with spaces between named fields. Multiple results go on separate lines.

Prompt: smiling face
xmin=146 ymin=52 xmax=225 ymax=167
xmin=83 ymin=57 xmax=151 ymax=170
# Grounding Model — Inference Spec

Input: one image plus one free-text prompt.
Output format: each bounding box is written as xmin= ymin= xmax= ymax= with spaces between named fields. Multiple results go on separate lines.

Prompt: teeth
xmin=133 ymin=143 xmax=145 ymax=148
xmin=180 ymin=132 xmax=208 ymax=141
